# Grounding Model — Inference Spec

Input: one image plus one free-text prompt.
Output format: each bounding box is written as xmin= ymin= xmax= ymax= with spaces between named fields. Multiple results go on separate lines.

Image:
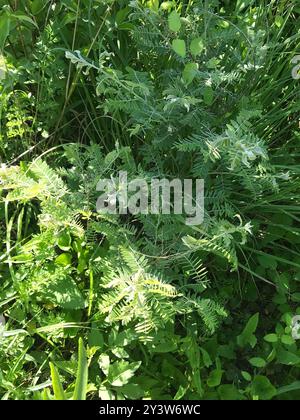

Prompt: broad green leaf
xmin=207 ymin=369 xmax=223 ymax=387
xmin=30 ymin=0 xmax=46 ymax=15
xmin=115 ymin=7 xmax=130 ymax=25
xmin=40 ymin=272 xmax=85 ymax=310
xmin=151 ymin=339 xmax=177 ymax=353
xmin=172 ymin=39 xmax=186 ymax=58
xmin=218 ymin=384 xmax=244 ymax=400
xmin=111 ymin=347 xmax=130 ymax=359
xmin=237 ymin=313 xmax=259 ymax=348
xmin=241 ymin=371 xmax=252 ymax=382
xmin=183 ymin=62 xmax=198 ymax=85
xmin=168 ymin=11 xmax=181 ymax=32
xmin=55 ymin=253 xmax=72 ymax=267
xmin=282 ymin=312 xmax=293 ymax=326
xmin=73 ymin=338 xmax=88 ymax=400
xmin=88 ymin=325 xmax=104 ymax=349
xmin=266 ymin=348 xmax=277 ymax=363
xmin=264 ymin=334 xmax=278 ymax=343
xmin=200 ymin=347 xmax=212 ymax=368
xmin=50 ymin=363 xmax=66 ymax=400
xmin=98 ymin=385 xmax=115 ymax=400
xmin=57 ymin=231 xmax=72 ymax=251
xmin=108 ymin=361 xmax=141 ymax=387
xmin=249 ymin=357 xmax=266 ymax=368
xmin=190 ymin=37 xmax=204 ymax=56
xmin=98 ymin=354 xmax=110 ymax=376
xmin=113 ymin=330 xmax=137 ymax=347
xmin=257 ymin=254 xmax=277 ymax=270
xmin=251 ymin=376 xmax=276 ymax=400
xmin=276 ymin=349 xmax=300 ymax=366
xmin=174 ymin=385 xmax=188 ymax=400
xmin=281 ymin=334 xmax=295 ymax=345
xmin=121 ymin=383 xmax=145 ymax=399
xmin=192 ymin=369 xmax=203 ymax=396
xmin=12 ymin=13 xmax=38 ymax=28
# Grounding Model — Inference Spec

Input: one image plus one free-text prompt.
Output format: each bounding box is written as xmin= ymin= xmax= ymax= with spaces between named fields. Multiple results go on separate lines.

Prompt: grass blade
xmin=50 ymin=362 xmax=66 ymax=400
xmin=73 ymin=338 xmax=88 ymax=400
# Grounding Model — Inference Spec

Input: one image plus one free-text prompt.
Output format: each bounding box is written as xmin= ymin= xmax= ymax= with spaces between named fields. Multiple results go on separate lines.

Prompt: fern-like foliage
xmin=178 ymin=295 xmax=227 ymax=335
xmin=95 ymin=247 xmax=178 ymax=336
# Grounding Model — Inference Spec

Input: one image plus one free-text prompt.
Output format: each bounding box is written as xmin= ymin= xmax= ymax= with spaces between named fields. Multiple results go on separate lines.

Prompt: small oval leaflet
xmin=168 ymin=10 xmax=181 ymax=32
xmin=172 ymin=39 xmax=186 ymax=58
xmin=190 ymin=37 xmax=204 ymax=56
xmin=183 ymin=62 xmax=198 ymax=85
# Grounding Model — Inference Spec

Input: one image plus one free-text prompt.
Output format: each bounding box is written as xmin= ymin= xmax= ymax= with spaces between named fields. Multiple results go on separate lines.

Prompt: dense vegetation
xmin=0 ymin=0 xmax=300 ymax=400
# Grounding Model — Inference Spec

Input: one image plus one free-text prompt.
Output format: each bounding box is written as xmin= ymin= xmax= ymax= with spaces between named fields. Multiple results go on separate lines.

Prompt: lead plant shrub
xmin=69 ymin=2 xmax=280 ymax=269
